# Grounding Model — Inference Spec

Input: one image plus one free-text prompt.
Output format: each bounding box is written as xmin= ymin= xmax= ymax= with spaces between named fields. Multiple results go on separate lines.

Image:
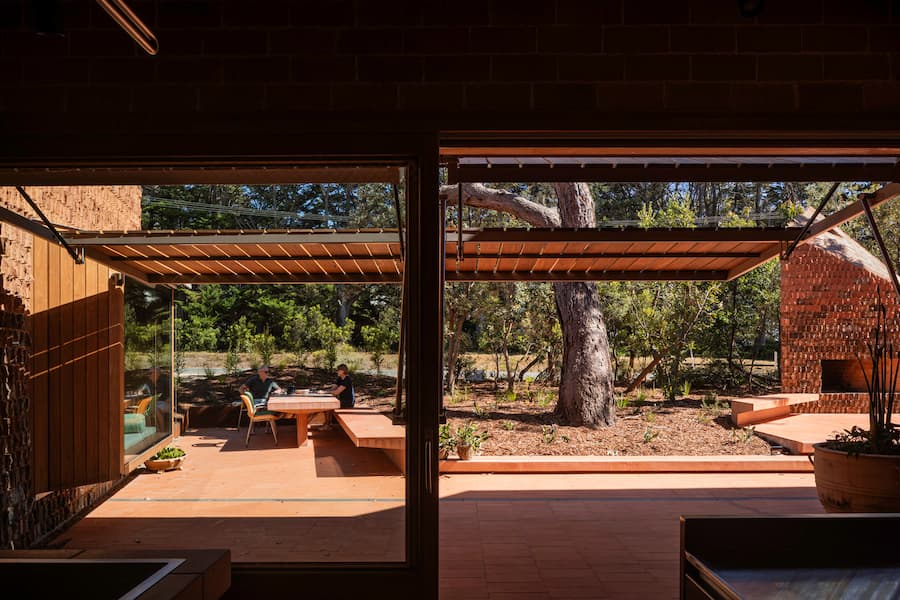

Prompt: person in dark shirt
xmin=239 ymin=365 xmax=281 ymax=409
xmin=330 ymin=363 xmax=355 ymax=408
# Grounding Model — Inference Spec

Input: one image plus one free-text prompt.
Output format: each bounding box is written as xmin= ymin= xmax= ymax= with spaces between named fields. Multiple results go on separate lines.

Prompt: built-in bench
xmin=730 ymin=393 xmax=818 ymax=427
xmin=334 ymin=408 xmax=405 ymax=474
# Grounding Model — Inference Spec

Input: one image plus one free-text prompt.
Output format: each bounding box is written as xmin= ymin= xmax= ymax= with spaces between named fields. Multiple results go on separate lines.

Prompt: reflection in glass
xmin=123 ymin=278 xmax=172 ymax=455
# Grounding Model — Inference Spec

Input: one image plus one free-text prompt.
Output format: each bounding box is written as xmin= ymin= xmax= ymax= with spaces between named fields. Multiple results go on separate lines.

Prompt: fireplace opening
xmin=821 ymin=359 xmax=872 ymax=393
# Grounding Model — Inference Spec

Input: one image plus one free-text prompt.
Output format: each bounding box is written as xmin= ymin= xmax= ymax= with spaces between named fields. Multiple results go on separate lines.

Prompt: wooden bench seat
xmin=334 ymin=408 xmax=406 ymax=473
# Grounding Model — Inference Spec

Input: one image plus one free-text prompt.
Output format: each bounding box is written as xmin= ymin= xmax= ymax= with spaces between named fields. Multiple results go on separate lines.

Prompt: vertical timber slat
xmin=96 ymin=267 xmax=111 ymax=482
xmin=108 ymin=272 xmax=124 ymax=479
xmin=58 ymin=245 xmax=75 ymax=487
xmin=85 ymin=260 xmax=100 ymax=484
xmin=47 ymin=242 xmax=61 ymax=490
xmin=72 ymin=257 xmax=87 ymax=485
xmin=30 ymin=236 xmax=49 ymax=494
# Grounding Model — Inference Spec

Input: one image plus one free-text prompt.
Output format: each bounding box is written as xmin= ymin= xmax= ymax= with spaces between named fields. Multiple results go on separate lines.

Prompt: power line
xmin=141 ymin=195 xmax=353 ymax=222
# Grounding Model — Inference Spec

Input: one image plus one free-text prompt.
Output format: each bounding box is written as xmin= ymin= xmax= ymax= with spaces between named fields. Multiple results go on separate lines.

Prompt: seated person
xmin=323 ymin=364 xmax=354 ymax=429
xmin=331 ymin=363 xmax=355 ymax=409
xmin=239 ymin=365 xmax=281 ymax=410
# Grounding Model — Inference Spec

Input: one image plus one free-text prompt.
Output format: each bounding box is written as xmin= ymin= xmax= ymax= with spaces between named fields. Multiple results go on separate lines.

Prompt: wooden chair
xmin=127 ymin=395 xmax=153 ymax=417
xmin=241 ymin=392 xmax=278 ymax=447
xmin=236 ymin=392 xmax=267 ymax=428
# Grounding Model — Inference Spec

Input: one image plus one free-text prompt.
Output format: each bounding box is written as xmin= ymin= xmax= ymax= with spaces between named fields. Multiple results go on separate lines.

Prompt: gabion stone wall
xmin=781 ymin=227 xmax=900 ymax=413
xmin=0 ymin=291 xmax=30 ymax=548
xmin=0 ymin=185 xmax=140 ymax=549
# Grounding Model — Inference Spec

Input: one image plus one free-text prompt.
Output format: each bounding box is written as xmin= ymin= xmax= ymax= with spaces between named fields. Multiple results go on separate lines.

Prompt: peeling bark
xmin=446 ymin=181 xmax=616 ymax=426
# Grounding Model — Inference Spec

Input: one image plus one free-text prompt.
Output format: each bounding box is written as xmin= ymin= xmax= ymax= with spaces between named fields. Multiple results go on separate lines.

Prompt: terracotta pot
xmin=144 ymin=455 xmax=186 ymax=473
xmin=457 ymin=445 xmax=476 ymax=460
xmin=813 ymin=443 xmax=900 ymax=512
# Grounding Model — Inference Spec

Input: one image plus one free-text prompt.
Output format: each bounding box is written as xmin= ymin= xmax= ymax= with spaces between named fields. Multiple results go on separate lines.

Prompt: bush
xmin=151 ymin=446 xmax=185 ymax=460
xmin=252 ymin=328 xmax=276 ymax=367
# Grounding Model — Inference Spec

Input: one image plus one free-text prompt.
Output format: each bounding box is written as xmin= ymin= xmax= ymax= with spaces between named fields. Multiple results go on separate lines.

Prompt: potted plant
xmin=455 ymin=422 xmax=488 ymax=460
xmin=438 ymin=423 xmax=456 ymax=460
xmin=144 ymin=446 xmax=187 ymax=473
xmin=814 ymin=295 xmax=900 ymax=512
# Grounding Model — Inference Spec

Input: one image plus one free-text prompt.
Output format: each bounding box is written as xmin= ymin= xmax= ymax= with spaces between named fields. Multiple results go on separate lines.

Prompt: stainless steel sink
xmin=0 ymin=558 xmax=185 ymax=599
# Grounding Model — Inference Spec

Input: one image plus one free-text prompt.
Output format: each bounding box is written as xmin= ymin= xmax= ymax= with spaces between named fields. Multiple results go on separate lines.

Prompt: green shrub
xmin=151 ymin=446 xmax=185 ymax=460
xmin=252 ymin=328 xmax=276 ymax=368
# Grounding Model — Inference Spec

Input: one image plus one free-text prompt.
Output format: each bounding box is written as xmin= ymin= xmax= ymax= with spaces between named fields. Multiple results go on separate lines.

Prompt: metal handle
xmin=425 ymin=438 xmax=433 ymax=495
xmin=96 ymin=0 xmax=159 ymax=55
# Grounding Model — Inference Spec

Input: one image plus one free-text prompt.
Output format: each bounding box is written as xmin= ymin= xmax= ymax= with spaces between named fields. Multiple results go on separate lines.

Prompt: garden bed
xmin=178 ymin=368 xmax=773 ymax=456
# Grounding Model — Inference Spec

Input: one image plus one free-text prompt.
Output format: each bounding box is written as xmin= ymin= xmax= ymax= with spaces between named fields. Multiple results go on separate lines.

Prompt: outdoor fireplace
xmin=820 ymin=359 xmax=870 ymax=393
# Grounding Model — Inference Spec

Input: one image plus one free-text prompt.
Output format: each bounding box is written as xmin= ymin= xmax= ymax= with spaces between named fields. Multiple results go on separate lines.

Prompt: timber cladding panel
xmin=781 ymin=231 xmax=900 ymax=413
xmin=29 ymin=237 xmax=124 ymax=493
xmin=0 ymin=184 xmax=138 ymax=548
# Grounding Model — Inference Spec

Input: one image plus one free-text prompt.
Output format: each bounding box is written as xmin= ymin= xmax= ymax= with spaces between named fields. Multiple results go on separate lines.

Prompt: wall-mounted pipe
xmin=96 ymin=0 xmax=158 ymax=55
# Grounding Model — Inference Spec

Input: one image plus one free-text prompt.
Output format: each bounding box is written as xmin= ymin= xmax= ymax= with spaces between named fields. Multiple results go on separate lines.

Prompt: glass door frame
xmin=6 ymin=133 xmax=442 ymax=600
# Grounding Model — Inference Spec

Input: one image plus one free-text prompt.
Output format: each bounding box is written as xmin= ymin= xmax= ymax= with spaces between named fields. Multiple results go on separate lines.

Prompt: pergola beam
xmin=447 ymin=270 xmax=729 ymax=282
xmin=449 ymin=163 xmax=900 ymax=184
xmin=805 ymin=182 xmax=900 ymax=238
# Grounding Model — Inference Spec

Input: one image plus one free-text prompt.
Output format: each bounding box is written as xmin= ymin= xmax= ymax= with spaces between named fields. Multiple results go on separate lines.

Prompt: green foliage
xmin=361 ymin=307 xmax=399 ymax=374
xmin=252 ymin=327 xmax=276 ymax=368
xmin=225 ymin=316 xmax=254 ymax=353
xmin=642 ymin=428 xmax=659 ymax=443
xmin=615 ymin=396 xmax=630 ymax=410
xmin=287 ymin=305 xmax=354 ymax=369
xmin=541 ymin=424 xmax=558 ymax=444
xmin=438 ymin=424 xmax=457 ymax=453
xmin=732 ymin=426 xmax=756 ymax=444
xmin=202 ymin=362 xmax=216 ymax=379
xmin=151 ymin=446 xmax=185 ymax=460
xmin=501 ymin=420 xmax=516 ymax=431
xmin=455 ymin=422 xmax=489 ymax=451
xmin=224 ymin=344 xmax=241 ymax=376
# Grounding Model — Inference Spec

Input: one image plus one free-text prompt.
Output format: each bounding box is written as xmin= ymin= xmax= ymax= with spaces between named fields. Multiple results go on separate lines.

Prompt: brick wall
xmin=0 ymin=186 xmax=140 ymax=310
xmin=781 ymin=229 xmax=900 ymax=413
xmin=0 ymin=185 xmax=139 ymax=549
xmin=1 ymin=0 xmax=899 ymax=132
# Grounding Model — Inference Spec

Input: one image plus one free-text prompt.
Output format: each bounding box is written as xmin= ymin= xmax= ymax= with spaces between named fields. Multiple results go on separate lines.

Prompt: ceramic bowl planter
xmin=456 ymin=444 xmax=476 ymax=460
xmin=144 ymin=446 xmax=186 ymax=472
xmin=813 ymin=444 xmax=900 ymax=512
xmin=454 ymin=423 xmax=488 ymax=460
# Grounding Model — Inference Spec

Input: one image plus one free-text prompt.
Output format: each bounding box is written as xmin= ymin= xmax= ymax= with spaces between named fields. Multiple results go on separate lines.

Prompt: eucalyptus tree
xmin=442 ymin=182 xmax=616 ymax=427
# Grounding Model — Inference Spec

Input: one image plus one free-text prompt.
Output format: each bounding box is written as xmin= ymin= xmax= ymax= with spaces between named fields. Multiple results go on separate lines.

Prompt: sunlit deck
xmin=53 ymin=427 xmax=823 ymax=599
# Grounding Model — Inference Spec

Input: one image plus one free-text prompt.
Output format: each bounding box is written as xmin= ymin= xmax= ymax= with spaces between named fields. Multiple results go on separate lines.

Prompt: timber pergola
xmin=59 ymin=176 xmax=899 ymax=287
xmin=65 ymin=226 xmax=805 ymax=285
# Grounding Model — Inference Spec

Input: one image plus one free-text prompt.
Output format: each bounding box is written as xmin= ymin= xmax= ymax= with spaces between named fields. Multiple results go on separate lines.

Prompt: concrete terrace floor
xmin=52 ymin=426 xmax=824 ymax=599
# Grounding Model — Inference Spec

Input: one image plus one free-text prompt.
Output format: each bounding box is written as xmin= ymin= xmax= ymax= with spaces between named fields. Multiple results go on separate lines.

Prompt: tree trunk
xmin=443 ymin=181 xmax=617 ymax=426
xmin=444 ymin=308 xmax=465 ymax=394
xmin=552 ymin=182 xmax=615 ymax=427
xmin=553 ymin=282 xmax=616 ymax=426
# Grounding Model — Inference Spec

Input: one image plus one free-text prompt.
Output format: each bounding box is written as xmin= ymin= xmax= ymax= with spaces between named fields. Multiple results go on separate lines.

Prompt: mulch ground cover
xmin=179 ymin=368 xmax=774 ymax=456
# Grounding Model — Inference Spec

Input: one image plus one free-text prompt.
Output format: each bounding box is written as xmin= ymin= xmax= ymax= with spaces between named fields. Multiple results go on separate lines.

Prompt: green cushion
xmin=255 ymin=409 xmax=277 ymax=417
xmin=124 ymin=413 xmax=146 ymax=434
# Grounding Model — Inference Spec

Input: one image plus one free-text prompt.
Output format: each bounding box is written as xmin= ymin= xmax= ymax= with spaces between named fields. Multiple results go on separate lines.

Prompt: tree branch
xmin=440 ymin=183 xmax=561 ymax=228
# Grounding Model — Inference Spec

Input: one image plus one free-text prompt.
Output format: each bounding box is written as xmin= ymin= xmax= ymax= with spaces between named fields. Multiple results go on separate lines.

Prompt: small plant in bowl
xmin=438 ymin=423 xmax=456 ymax=460
xmin=455 ymin=422 xmax=489 ymax=460
xmin=144 ymin=446 xmax=187 ymax=473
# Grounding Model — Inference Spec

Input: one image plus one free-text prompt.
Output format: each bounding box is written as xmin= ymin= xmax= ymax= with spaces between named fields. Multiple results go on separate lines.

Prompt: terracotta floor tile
xmin=49 ymin=427 xmax=822 ymax=599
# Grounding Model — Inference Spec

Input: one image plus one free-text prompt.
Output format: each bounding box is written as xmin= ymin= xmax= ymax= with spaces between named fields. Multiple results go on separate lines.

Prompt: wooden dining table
xmin=266 ymin=391 xmax=340 ymax=447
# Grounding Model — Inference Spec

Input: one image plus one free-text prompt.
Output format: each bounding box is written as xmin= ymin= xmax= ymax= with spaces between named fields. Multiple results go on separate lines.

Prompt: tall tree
xmin=443 ymin=182 xmax=616 ymax=426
